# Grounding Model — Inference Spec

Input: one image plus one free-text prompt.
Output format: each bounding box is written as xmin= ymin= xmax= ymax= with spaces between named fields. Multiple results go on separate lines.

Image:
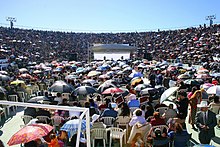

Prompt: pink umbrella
xmin=8 ymin=123 xmax=53 ymax=146
xmin=102 ymin=87 xmax=123 ymax=95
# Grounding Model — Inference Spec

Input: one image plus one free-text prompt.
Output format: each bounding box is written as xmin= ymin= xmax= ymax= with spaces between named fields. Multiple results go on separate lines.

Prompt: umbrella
xmin=74 ymin=86 xmax=97 ymax=95
xmin=60 ymin=119 xmax=90 ymax=138
xmin=48 ymin=80 xmax=74 ymax=93
xmin=0 ymin=74 xmax=10 ymax=81
xmin=206 ymin=85 xmax=220 ymax=96
xmin=28 ymin=96 xmax=51 ymax=103
xmin=19 ymin=73 xmax=33 ymax=79
xmin=162 ymin=101 xmax=177 ymax=109
xmin=19 ymin=68 xmax=28 ymax=73
xmin=7 ymin=123 xmax=53 ymax=146
xmin=118 ymin=87 xmax=130 ymax=97
xmin=82 ymin=79 xmax=97 ymax=86
xmin=196 ymin=74 xmax=211 ymax=79
xmin=102 ymin=87 xmax=123 ymax=95
xmin=134 ymin=84 xmax=151 ymax=91
xmin=177 ymin=74 xmax=190 ymax=79
xmin=65 ymin=74 xmax=79 ymax=80
xmin=129 ymin=72 xmax=143 ymax=78
xmin=112 ymin=66 xmax=121 ymax=71
xmin=10 ymin=79 xmax=25 ymax=86
xmin=97 ymin=82 xmax=117 ymax=93
xmin=184 ymin=79 xmax=200 ymax=85
xmin=87 ymin=70 xmax=101 ymax=77
xmin=160 ymin=87 xmax=179 ymax=103
xmin=131 ymin=77 xmax=143 ymax=86
xmin=76 ymin=67 xmax=85 ymax=73
xmin=99 ymin=74 xmax=110 ymax=79
xmin=200 ymin=83 xmax=214 ymax=91
xmin=140 ymin=87 xmax=156 ymax=95
xmin=210 ymin=73 xmax=220 ymax=78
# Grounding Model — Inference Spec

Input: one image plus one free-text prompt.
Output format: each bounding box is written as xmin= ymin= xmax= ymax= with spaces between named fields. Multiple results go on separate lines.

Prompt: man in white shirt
xmin=54 ymin=93 xmax=63 ymax=104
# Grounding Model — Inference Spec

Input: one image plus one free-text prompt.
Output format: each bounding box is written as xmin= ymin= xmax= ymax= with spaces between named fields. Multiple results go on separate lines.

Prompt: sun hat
xmin=197 ymin=100 xmax=208 ymax=108
xmin=92 ymin=114 xmax=100 ymax=123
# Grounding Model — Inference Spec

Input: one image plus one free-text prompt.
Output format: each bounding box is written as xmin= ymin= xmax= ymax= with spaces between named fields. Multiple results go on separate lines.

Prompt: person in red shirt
xmin=212 ymin=78 xmax=219 ymax=85
xmin=150 ymin=112 xmax=166 ymax=126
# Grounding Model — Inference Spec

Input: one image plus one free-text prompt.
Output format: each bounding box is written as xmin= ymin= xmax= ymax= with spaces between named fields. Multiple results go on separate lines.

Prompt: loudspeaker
xmin=69 ymin=53 xmax=78 ymax=61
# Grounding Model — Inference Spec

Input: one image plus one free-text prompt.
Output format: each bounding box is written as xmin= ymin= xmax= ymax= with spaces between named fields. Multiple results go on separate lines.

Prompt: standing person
xmin=195 ymin=101 xmax=217 ymax=144
xmin=176 ymin=91 xmax=189 ymax=120
xmin=189 ymin=90 xmax=201 ymax=129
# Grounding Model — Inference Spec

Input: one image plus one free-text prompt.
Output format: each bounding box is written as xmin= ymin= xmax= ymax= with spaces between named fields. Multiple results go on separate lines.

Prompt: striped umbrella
xmin=60 ymin=119 xmax=91 ymax=138
xmin=74 ymin=86 xmax=97 ymax=95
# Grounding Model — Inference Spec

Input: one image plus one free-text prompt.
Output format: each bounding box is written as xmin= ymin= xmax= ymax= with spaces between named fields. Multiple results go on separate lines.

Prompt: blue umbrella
xmin=60 ymin=119 xmax=91 ymax=138
xmin=129 ymin=72 xmax=143 ymax=78
xmin=76 ymin=67 xmax=85 ymax=73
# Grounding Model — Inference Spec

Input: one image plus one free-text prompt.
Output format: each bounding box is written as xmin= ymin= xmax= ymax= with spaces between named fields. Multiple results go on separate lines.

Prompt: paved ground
xmin=0 ymin=107 xmax=219 ymax=147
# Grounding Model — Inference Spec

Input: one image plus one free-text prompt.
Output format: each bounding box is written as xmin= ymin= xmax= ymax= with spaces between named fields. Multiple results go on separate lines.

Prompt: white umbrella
xmin=206 ymin=85 xmax=220 ymax=96
xmin=160 ymin=87 xmax=179 ymax=103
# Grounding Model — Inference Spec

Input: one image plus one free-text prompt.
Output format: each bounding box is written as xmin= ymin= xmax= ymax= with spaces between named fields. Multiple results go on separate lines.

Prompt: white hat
xmin=92 ymin=114 xmax=100 ymax=123
xmin=129 ymin=94 xmax=136 ymax=100
xmin=197 ymin=101 xmax=208 ymax=108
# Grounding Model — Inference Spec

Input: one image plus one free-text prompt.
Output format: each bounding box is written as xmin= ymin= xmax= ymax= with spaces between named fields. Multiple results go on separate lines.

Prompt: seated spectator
xmin=91 ymin=114 xmax=106 ymax=128
xmin=150 ymin=112 xmax=166 ymax=126
xmin=127 ymin=111 xmax=151 ymax=145
xmin=168 ymin=122 xmax=191 ymax=147
xmin=84 ymin=101 xmax=99 ymax=117
xmin=54 ymin=93 xmax=63 ymax=105
xmin=129 ymin=109 xmax=146 ymax=127
xmin=118 ymin=102 xmax=130 ymax=117
xmin=98 ymin=98 xmax=110 ymax=111
xmin=100 ymin=103 xmax=118 ymax=118
xmin=69 ymin=101 xmax=81 ymax=118
xmin=128 ymin=94 xmax=140 ymax=108
xmin=58 ymin=99 xmax=70 ymax=118
xmin=162 ymin=104 xmax=177 ymax=122
xmin=89 ymin=98 xmax=98 ymax=109
xmin=36 ymin=108 xmax=51 ymax=123
xmin=149 ymin=128 xmax=169 ymax=147
xmin=208 ymin=96 xmax=220 ymax=114
xmin=145 ymin=105 xmax=154 ymax=120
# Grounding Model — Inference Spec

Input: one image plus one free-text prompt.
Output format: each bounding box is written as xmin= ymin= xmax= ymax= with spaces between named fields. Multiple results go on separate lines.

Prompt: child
xmin=41 ymin=134 xmax=60 ymax=147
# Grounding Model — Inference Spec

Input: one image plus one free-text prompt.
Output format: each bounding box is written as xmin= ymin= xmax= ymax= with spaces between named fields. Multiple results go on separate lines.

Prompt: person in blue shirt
xmin=100 ymin=103 xmax=118 ymax=118
xmin=128 ymin=94 xmax=140 ymax=108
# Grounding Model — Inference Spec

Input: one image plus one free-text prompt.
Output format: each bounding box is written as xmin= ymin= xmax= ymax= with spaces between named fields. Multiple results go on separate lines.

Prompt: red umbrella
xmin=102 ymin=87 xmax=123 ymax=95
xmin=7 ymin=123 xmax=53 ymax=146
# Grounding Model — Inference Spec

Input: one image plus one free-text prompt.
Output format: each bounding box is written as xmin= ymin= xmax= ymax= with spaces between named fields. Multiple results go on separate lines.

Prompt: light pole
xmin=6 ymin=17 xmax=16 ymax=29
xmin=205 ymin=15 xmax=216 ymax=26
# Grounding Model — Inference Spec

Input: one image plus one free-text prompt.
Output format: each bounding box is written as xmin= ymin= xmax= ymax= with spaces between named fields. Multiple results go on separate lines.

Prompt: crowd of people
xmin=0 ymin=24 xmax=220 ymax=68
xmin=0 ymin=24 xmax=219 ymax=147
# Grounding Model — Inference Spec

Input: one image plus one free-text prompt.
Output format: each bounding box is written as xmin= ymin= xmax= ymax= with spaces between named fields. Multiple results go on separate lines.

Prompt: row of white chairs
xmin=91 ymin=127 xmax=126 ymax=147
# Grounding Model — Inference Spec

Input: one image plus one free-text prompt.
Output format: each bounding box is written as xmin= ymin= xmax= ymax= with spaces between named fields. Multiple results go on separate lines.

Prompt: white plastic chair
xmin=51 ymin=115 xmax=65 ymax=131
xmin=101 ymin=117 xmax=115 ymax=127
xmin=36 ymin=116 xmax=50 ymax=124
xmin=6 ymin=95 xmax=18 ymax=115
xmin=116 ymin=116 xmax=130 ymax=137
xmin=156 ymin=107 xmax=168 ymax=116
xmin=91 ymin=128 xmax=107 ymax=147
xmin=108 ymin=127 xmax=126 ymax=147
xmin=21 ymin=115 xmax=34 ymax=125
